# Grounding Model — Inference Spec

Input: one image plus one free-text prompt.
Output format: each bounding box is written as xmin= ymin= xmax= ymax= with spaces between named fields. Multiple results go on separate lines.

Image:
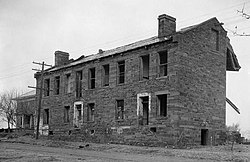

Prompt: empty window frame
xmin=159 ymin=51 xmax=168 ymax=77
xmin=64 ymin=106 xmax=70 ymax=123
xmin=140 ymin=55 xmax=149 ymax=80
xmin=43 ymin=109 xmax=49 ymax=125
xmin=65 ymin=73 xmax=71 ymax=94
xmin=157 ymin=94 xmax=168 ymax=117
xmin=102 ymin=64 xmax=109 ymax=86
xmin=117 ymin=61 xmax=125 ymax=84
xmin=76 ymin=71 xmax=82 ymax=97
xmin=54 ymin=76 xmax=60 ymax=95
xmin=116 ymin=100 xmax=124 ymax=120
xmin=44 ymin=78 xmax=50 ymax=96
xmin=87 ymin=103 xmax=95 ymax=122
xmin=89 ymin=68 xmax=95 ymax=89
xmin=211 ymin=29 xmax=219 ymax=51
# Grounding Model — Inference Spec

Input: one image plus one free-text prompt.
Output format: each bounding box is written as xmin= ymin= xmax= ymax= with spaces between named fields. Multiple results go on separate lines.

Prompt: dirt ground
xmin=0 ymin=136 xmax=249 ymax=162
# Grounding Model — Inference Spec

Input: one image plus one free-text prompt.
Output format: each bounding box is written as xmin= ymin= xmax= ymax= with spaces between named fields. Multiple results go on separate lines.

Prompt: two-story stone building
xmin=35 ymin=14 xmax=240 ymax=146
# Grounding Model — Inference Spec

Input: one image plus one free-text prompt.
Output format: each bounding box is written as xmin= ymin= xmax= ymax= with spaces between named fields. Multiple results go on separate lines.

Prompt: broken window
xmin=54 ymin=76 xmax=60 ymax=95
xmin=140 ymin=55 xmax=149 ymax=80
xmin=65 ymin=73 xmax=72 ymax=94
xmin=116 ymin=100 xmax=124 ymax=120
xmin=43 ymin=109 xmax=49 ymax=125
xmin=211 ymin=29 xmax=219 ymax=51
xmin=157 ymin=94 xmax=168 ymax=117
xmin=87 ymin=103 xmax=95 ymax=122
xmin=117 ymin=61 xmax=125 ymax=84
xmin=76 ymin=71 xmax=82 ymax=97
xmin=64 ymin=106 xmax=70 ymax=123
xmin=102 ymin=64 xmax=109 ymax=86
xmin=73 ymin=102 xmax=83 ymax=127
xmin=89 ymin=68 xmax=95 ymax=89
xmin=159 ymin=51 xmax=168 ymax=77
xmin=44 ymin=78 xmax=50 ymax=96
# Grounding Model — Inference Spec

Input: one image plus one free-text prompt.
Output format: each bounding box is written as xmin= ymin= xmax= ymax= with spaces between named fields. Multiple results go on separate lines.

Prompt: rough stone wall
xmin=176 ymin=18 xmax=227 ymax=145
xmin=36 ymin=19 xmax=228 ymax=146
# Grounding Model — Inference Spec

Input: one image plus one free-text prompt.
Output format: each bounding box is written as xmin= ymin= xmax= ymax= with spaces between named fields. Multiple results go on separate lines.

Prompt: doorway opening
xmin=201 ymin=129 xmax=209 ymax=145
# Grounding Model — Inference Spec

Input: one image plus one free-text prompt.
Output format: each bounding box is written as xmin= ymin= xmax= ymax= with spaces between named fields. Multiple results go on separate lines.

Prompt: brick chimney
xmin=54 ymin=51 xmax=69 ymax=66
xmin=158 ymin=14 xmax=176 ymax=38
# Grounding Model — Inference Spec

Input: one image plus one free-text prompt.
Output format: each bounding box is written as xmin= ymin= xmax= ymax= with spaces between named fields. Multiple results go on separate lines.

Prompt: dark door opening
xmin=201 ymin=129 xmax=209 ymax=145
xmin=141 ymin=96 xmax=149 ymax=125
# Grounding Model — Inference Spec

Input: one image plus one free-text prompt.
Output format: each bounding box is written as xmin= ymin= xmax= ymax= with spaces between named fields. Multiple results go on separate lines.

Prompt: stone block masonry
xmin=34 ymin=14 xmax=240 ymax=147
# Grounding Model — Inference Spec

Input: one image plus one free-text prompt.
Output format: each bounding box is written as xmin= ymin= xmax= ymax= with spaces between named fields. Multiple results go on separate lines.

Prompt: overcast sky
xmin=0 ymin=0 xmax=249 ymax=137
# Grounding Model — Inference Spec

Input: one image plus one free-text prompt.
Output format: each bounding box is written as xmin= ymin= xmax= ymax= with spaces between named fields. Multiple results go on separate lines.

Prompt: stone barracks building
xmin=34 ymin=14 xmax=240 ymax=146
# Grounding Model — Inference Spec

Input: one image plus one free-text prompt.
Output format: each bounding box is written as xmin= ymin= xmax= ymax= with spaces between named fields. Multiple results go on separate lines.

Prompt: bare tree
xmin=0 ymin=89 xmax=20 ymax=133
xmin=226 ymin=123 xmax=241 ymax=151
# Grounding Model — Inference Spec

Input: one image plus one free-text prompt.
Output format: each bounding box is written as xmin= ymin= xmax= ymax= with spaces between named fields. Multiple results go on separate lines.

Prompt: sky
xmin=0 ymin=0 xmax=249 ymax=137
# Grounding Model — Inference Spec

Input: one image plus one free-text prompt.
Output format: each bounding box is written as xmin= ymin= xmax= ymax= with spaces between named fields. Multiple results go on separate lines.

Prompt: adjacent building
xmin=15 ymin=90 xmax=36 ymax=130
xmin=34 ymin=14 xmax=240 ymax=146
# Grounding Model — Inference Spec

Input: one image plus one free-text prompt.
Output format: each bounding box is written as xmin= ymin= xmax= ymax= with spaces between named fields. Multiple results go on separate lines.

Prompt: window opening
xmin=116 ymin=100 xmax=124 ymax=120
xmin=141 ymin=55 xmax=149 ymax=80
xmin=159 ymin=51 xmax=168 ymax=77
xmin=157 ymin=94 xmax=168 ymax=117
xmin=103 ymin=64 xmax=109 ymax=86
xmin=118 ymin=61 xmax=125 ymax=84
xmin=89 ymin=68 xmax=95 ymax=89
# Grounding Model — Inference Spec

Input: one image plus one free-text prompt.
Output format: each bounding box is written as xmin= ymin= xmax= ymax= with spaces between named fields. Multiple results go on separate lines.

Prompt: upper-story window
xmin=89 ymin=68 xmax=95 ymax=89
xmin=102 ymin=64 xmax=109 ymax=86
xmin=76 ymin=71 xmax=82 ymax=97
xmin=44 ymin=78 xmax=50 ymax=96
xmin=54 ymin=76 xmax=60 ymax=95
xmin=140 ymin=55 xmax=149 ymax=80
xmin=117 ymin=60 xmax=125 ymax=84
xmin=65 ymin=73 xmax=72 ymax=94
xmin=211 ymin=29 xmax=219 ymax=51
xmin=159 ymin=51 xmax=168 ymax=77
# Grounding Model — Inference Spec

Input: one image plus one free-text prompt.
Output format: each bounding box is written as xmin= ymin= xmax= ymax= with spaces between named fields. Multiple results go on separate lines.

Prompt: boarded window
xmin=43 ymin=109 xmax=49 ymax=125
xmin=157 ymin=94 xmax=167 ymax=117
xmin=117 ymin=61 xmax=125 ymax=84
xmin=44 ymin=79 xmax=50 ymax=96
xmin=116 ymin=100 xmax=124 ymax=120
xmin=102 ymin=64 xmax=109 ymax=86
xmin=65 ymin=74 xmax=71 ymax=94
xmin=211 ymin=29 xmax=219 ymax=51
xmin=76 ymin=71 xmax=82 ymax=97
xmin=54 ymin=76 xmax=60 ymax=95
xmin=140 ymin=55 xmax=149 ymax=80
xmin=159 ymin=51 xmax=168 ymax=77
xmin=64 ymin=106 xmax=70 ymax=123
xmin=89 ymin=68 xmax=95 ymax=89
xmin=87 ymin=103 xmax=95 ymax=122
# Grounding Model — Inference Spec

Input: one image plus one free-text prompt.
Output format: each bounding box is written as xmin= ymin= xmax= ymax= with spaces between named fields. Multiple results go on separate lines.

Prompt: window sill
xmin=156 ymin=75 xmax=169 ymax=80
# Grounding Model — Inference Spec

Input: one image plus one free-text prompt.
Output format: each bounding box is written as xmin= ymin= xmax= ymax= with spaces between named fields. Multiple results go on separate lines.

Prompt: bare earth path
xmin=0 ymin=142 xmax=210 ymax=162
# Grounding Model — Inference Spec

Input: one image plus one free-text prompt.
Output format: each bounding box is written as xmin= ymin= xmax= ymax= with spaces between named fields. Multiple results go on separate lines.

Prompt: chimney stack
xmin=158 ymin=14 xmax=176 ymax=38
xmin=54 ymin=51 xmax=69 ymax=66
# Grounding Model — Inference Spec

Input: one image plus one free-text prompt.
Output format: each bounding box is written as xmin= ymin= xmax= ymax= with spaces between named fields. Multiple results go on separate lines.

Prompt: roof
xmin=13 ymin=90 xmax=36 ymax=100
xmin=46 ymin=36 xmax=172 ymax=72
xmin=41 ymin=17 xmax=238 ymax=73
